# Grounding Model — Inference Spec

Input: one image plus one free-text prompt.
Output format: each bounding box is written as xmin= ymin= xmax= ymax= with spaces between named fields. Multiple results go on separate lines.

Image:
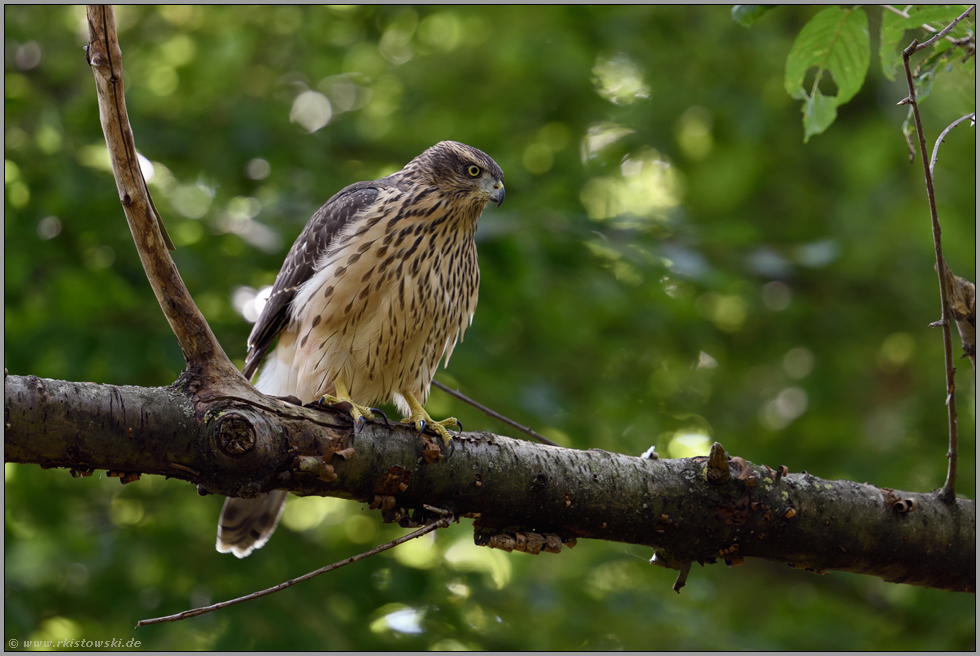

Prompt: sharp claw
xmin=417 ymin=419 xmax=427 ymax=437
xmin=446 ymin=437 xmax=456 ymax=460
xmin=455 ymin=419 xmax=463 ymax=435
xmin=355 ymin=415 xmax=366 ymax=434
xmin=370 ymin=408 xmax=389 ymax=426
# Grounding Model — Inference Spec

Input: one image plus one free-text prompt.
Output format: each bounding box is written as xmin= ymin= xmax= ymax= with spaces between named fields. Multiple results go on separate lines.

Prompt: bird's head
xmin=409 ymin=141 xmax=505 ymax=209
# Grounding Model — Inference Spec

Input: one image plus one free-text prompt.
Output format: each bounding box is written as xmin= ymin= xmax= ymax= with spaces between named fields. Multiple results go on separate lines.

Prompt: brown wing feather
xmin=242 ymin=183 xmax=384 ymax=380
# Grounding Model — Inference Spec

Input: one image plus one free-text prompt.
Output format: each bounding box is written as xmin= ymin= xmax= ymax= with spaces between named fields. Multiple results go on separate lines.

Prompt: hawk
xmin=217 ymin=141 xmax=505 ymax=558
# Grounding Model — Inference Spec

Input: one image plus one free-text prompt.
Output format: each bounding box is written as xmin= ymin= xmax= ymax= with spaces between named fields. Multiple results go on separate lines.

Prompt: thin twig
xmin=880 ymin=4 xmax=975 ymax=47
xmin=900 ymin=34 xmax=962 ymax=504
xmin=433 ymin=380 xmax=559 ymax=447
xmin=880 ymin=5 xmax=927 ymax=22
xmin=137 ymin=515 xmax=454 ymax=626
xmin=912 ymin=5 xmax=975 ymax=53
xmin=929 ymin=112 xmax=976 ymax=179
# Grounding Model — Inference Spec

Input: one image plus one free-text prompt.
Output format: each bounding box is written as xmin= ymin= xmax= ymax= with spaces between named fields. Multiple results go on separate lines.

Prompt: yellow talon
xmin=402 ymin=391 xmax=459 ymax=444
xmin=320 ymin=379 xmax=374 ymax=426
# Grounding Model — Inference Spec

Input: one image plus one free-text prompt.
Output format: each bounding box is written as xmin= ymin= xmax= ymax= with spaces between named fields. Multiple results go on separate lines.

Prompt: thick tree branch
xmin=4 ymin=373 xmax=349 ymax=497
xmin=85 ymin=5 xmax=244 ymax=381
xmin=5 ymin=374 xmax=974 ymax=594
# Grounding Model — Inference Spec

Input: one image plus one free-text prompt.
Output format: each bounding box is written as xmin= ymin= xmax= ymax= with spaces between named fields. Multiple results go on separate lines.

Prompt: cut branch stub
xmin=705 ymin=441 xmax=731 ymax=485
xmin=215 ymin=412 xmax=257 ymax=456
xmin=204 ymin=404 xmax=288 ymax=493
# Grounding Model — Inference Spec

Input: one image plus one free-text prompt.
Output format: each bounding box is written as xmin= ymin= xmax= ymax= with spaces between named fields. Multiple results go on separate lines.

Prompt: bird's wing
xmin=242 ymin=182 xmax=384 ymax=380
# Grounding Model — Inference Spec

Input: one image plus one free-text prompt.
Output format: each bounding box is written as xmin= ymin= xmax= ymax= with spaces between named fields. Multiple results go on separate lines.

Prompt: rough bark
xmin=5 ymin=373 xmax=975 ymax=594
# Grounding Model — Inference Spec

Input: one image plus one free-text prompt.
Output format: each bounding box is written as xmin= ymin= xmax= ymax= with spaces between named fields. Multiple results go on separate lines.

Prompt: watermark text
xmin=9 ymin=638 xmax=141 ymax=649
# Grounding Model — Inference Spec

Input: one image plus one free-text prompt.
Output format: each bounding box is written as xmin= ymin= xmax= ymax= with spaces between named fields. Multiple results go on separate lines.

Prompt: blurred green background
xmin=5 ymin=5 xmax=975 ymax=650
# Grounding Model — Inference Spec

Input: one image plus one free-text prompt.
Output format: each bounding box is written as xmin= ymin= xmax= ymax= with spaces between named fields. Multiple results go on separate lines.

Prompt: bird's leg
xmin=401 ymin=391 xmax=460 ymax=444
xmin=319 ymin=378 xmax=375 ymax=430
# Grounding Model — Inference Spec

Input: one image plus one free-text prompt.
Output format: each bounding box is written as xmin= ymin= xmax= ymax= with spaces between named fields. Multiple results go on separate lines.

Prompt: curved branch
xmin=929 ymin=112 xmax=976 ymax=179
xmin=84 ymin=5 xmax=244 ymax=380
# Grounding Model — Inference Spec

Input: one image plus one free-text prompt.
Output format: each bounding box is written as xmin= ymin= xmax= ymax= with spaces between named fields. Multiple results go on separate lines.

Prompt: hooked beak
xmin=488 ymin=183 xmax=505 ymax=208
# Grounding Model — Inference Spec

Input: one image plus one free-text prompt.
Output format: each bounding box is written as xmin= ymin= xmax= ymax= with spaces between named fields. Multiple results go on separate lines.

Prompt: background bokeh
xmin=5 ymin=5 xmax=975 ymax=650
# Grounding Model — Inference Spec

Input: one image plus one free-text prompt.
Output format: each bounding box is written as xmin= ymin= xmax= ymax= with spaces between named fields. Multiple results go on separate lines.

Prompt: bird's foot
xmin=318 ymin=384 xmax=375 ymax=432
xmin=402 ymin=392 xmax=463 ymax=462
xmin=404 ymin=412 xmax=461 ymax=444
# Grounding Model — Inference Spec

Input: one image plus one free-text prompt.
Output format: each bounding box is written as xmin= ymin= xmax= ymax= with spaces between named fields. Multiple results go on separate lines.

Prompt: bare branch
xmin=912 ymin=5 xmax=975 ymax=53
xmin=3 ymin=374 xmax=349 ymax=496
xmin=880 ymin=4 xmax=974 ymax=47
xmin=433 ymin=379 xmax=558 ymax=446
xmin=84 ymin=5 xmax=244 ymax=380
xmin=929 ymin=112 xmax=976 ymax=179
xmin=900 ymin=37 xmax=963 ymax=503
xmin=5 ymin=374 xmax=975 ymax=594
xmin=4 ymin=375 xmax=201 ymax=481
xmin=137 ymin=514 xmax=454 ymax=625
xmin=927 ymin=112 xmax=976 ymax=371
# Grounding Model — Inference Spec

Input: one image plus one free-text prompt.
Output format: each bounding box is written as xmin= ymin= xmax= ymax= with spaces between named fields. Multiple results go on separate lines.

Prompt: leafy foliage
xmin=784 ymin=7 xmax=871 ymax=142
xmin=753 ymin=4 xmax=975 ymax=140
xmin=879 ymin=5 xmax=973 ymax=82
xmin=4 ymin=5 xmax=975 ymax=650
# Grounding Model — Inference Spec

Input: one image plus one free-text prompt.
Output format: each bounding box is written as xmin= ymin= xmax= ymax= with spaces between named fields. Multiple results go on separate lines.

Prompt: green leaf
xmin=880 ymin=10 xmax=907 ymax=81
xmin=887 ymin=5 xmax=972 ymax=32
xmin=913 ymin=45 xmax=958 ymax=101
xmin=731 ymin=5 xmax=774 ymax=28
xmin=880 ymin=5 xmax=973 ymax=80
xmin=803 ymin=88 xmax=837 ymax=143
xmin=785 ymin=7 xmax=870 ymax=140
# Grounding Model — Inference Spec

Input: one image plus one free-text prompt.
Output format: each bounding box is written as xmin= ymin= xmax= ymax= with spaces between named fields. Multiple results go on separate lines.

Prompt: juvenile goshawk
xmin=217 ymin=141 xmax=505 ymax=558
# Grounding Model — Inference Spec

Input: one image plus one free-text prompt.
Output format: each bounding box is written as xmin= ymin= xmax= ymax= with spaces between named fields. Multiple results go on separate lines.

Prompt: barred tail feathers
xmin=216 ymin=490 xmax=288 ymax=559
xmin=216 ymin=333 xmax=300 ymax=558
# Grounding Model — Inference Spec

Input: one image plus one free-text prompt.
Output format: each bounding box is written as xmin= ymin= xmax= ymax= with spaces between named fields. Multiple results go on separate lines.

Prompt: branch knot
xmin=216 ymin=412 xmax=256 ymax=456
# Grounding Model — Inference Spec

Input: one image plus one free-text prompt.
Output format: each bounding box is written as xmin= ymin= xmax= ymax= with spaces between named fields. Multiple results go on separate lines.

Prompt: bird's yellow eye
xmin=466 ymin=165 xmax=481 ymax=177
